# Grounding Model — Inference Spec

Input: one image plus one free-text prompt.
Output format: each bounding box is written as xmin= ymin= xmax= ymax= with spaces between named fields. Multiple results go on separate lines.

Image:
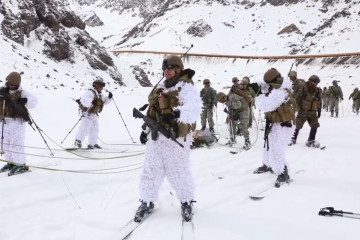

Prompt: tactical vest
xmin=147 ymin=75 xmax=196 ymax=139
xmin=328 ymin=86 xmax=342 ymax=98
xmin=0 ymin=91 xmax=25 ymax=119
xmin=78 ymin=89 xmax=104 ymax=114
xmin=265 ymin=100 xmax=295 ymax=123
xmin=299 ymin=84 xmax=321 ymax=111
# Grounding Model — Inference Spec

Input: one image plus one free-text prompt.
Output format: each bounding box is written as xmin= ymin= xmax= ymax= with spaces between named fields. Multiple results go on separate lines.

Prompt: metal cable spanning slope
xmin=112 ymin=50 xmax=360 ymax=60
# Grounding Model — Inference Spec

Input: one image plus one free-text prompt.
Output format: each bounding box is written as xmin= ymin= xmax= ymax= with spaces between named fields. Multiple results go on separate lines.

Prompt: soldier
xmin=74 ymin=79 xmax=112 ymax=149
xmin=253 ymin=68 xmax=295 ymax=188
xmin=349 ymin=88 xmax=359 ymax=113
xmin=289 ymin=70 xmax=305 ymax=95
xmin=217 ymin=85 xmax=252 ymax=149
xmin=135 ymin=55 xmax=201 ymax=222
xmin=322 ymin=87 xmax=330 ymax=111
xmin=200 ymin=79 xmax=217 ymax=133
xmin=290 ymin=75 xmax=322 ymax=147
xmin=328 ymin=80 xmax=343 ymax=117
xmin=0 ymin=72 xmax=37 ymax=176
xmin=351 ymin=88 xmax=360 ymax=115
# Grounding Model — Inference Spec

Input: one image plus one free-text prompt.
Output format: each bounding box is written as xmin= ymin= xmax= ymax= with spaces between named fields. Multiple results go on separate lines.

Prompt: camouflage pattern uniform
xmin=351 ymin=90 xmax=360 ymax=115
xmin=291 ymin=75 xmax=322 ymax=146
xmin=242 ymin=77 xmax=256 ymax=127
xmin=226 ymin=90 xmax=251 ymax=145
xmin=349 ymin=88 xmax=359 ymax=113
xmin=328 ymin=81 xmax=343 ymax=117
xmin=200 ymin=80 xmax=217 ymax=132
xmin=322 ymin=87 xmax=330 ymax=111
xmin=289 ymin=71 xmax=305 ymax=95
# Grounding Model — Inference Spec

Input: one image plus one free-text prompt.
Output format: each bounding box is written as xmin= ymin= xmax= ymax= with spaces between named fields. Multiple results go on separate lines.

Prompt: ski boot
xmin=335 ymin=111 xmax=339 ymax=118
xmin=253 ymin=164 xmax=273 ymax=174
xmin=181 ymin=201 xmax=195 ymax=222
xmin=93 ymin=144 xmax=102 ymax=149
xmin=134 ymin=201 xmax=154 ymax=223
xmin=8 ymin=164 xmax=29 ymax=176
xmin=201 ymin=126 xmax=206 ymax=131
xmin=0 ymin=163 xmax=15 ymax=173
xmin=74 ymin=139 xmax=82 ymax=148
xmin=243 ymin=138 xmax=251 ymax=150
xmin=209 ymin=127 xmax=214 ymax=134
xmin=330 ymin=110 xmax=334 ymax=117
xmin=275 ymin=167 xmax=290 ymax=188
xmin=226 ymin=137 xmax=236 ymax=146
xmin=305 ymin=140 xmax=320 ymax=148
xmin=87 ymin=145 xmax=95 ymax=149
xmin=288 ymin=138 xmax=296 ymax=146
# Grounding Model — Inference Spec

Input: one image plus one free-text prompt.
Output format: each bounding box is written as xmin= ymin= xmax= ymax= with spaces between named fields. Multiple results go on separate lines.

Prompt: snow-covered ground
xmin=0 ymin=67 xmax=359 ymax=239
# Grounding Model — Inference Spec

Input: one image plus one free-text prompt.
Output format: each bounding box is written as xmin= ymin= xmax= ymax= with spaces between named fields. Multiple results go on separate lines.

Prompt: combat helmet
xmin=203 ymin=79 xmax=210 ymax=84
xmin=162 ymin=55 xmax=184 ymax=70
xmin=6 ymin=72 xmax=21 ymax=86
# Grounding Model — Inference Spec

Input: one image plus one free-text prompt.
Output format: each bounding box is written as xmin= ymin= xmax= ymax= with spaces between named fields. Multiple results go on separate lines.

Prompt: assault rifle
xmin=0 ymin=87 xmax=32 ymax=125
xmin=133 ymin=108 xmax=184 ymax=148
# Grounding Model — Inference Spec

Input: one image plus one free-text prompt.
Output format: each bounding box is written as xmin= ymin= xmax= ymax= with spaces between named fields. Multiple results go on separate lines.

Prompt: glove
xmin=162 ymin=109 xmax=180 ymax=121
xmin=223 ymin=107 xmax=228 ymax=113
xmin=108 ymin=92 xmax=113 ymax=99
xmin=140 ymin=131 xmax=148 ymax=144
xmin=317 ymin=109 xmax=321 ymax=118
xmin=17 ymin=98 xmax=28 ymax=105
xmin=280 ymin=121 xmax=292 ymax=128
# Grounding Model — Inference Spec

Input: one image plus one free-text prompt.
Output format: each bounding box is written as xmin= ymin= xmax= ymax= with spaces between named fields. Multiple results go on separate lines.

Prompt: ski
xmin=181 ymin=220 xmax=195 ymax=240
xmin=249 ymin=170 xmax=305 ymax=200
xmin=65 ymin=147 xmax=94 ymax=151
xmin=119 ymin=210 xmax=155 ymax=240
xmin=8 ymin=168 xmax=31 ymax=177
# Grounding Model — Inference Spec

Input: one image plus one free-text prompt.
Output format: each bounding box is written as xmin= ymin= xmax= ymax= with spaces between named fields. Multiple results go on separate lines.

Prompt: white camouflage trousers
xmin=139 ymin=134 xmax=195 ymax=203
xmin=263 ymin=123 xmax=294 ymax=175
xmin=75 ymin=115 xmax=99 ymax=145
xmin=1 ymin=118 xmax=26 ymax=164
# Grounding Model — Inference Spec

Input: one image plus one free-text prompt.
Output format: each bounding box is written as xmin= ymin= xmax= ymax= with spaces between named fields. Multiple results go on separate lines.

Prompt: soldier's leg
xmin=139 ymin=138 xmax=166 ymax=202
xmin=164 ymin=136 xmax=194 ymax=202
xmin=291 ymin=112 xmax=306 ymax=144
xmin=266 ymin=123 xmax=293 ymax=175
xmin=4 ymin=120 xmax=26 ymax=165
xmin=329 ymin=98 xmax=335 ymax=116
xmin=239 ymin=111 xmax=250 ymax=142
xmin=335 ymin=99 xmax=339 ymax=117
xmin=200 ymin=107 xmax=207 ymax=130
xmin=75 ymin=117 xmax=92 ymax=142
xmin=208 ymin=107 xmax=214 ymax=129
xmin=88 ymin=118 xmax=99 ymax=146
xmin=306 ymin=111 xmax=320 ymax=146
xmin=356 ymin=100 xmax=360 ymax=114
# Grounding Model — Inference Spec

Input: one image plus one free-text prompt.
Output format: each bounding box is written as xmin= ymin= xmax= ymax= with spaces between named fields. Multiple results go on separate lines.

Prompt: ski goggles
xmin=162 ymin=64 xmax=177 ymax=71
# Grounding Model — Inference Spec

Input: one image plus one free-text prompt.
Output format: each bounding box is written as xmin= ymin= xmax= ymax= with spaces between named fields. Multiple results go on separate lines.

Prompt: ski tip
xmin=249 ymin=196 xmax=265 ymax=200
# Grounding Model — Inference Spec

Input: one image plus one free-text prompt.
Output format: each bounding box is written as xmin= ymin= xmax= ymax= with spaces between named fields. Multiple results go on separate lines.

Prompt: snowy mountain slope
xmin=73 ymin=0 xmax=360 ymax=56
xmin=0 ymin=0 xmax=124 ymax=88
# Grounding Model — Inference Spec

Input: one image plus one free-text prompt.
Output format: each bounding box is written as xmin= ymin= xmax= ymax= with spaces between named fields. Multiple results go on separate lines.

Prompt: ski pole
xmin=319 ymin=207 xmax=360 ymax=219
xmin=0 ymin=100 xmax=5 ymax=155
xmin=112 ymin=98 xmax=136 ymax=143
xmin=28 ymin=114 xmax=54 ymax=156
xmin=60 ymin=116 xmax=83 ymax=144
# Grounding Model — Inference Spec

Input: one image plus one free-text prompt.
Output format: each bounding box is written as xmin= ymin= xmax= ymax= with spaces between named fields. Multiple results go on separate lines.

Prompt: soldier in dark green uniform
xmin=200 ymin=79 xmax=217 ymax=133
xmin=290 ymin=75 xmax=322 ymax=147
xmin=349 ymin=88 xmax=359 ymax=113
xmin=328 ymin=80 xmax=343 ymax=117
